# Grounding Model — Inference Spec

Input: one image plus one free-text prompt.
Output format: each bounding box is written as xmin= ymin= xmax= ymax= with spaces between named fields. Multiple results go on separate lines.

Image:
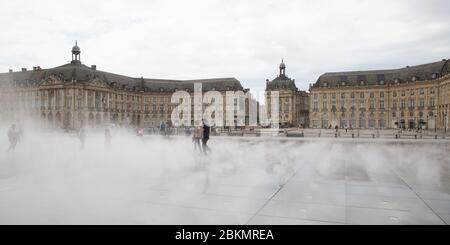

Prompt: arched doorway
xmin=88 ymin=113 xmax=94 ymax=126
xmin=48 ymin=113 xmax=54 ymax=128
xmin=95 ymin=114 xmax=102 ymax=125
xmin=64 ymin=112 xmax=72 ymax=129
xmin=78 ymin=112 xmax=85 ymax=128
xmin=55 ymin=112 xmax=62 ymax=128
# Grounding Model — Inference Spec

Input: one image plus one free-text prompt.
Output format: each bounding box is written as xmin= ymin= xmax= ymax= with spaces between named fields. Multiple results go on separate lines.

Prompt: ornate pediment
xmin=88 ymin=78 xmax=110 ymax=88
xmin=38 ymin=75 xmax=64 ymax=87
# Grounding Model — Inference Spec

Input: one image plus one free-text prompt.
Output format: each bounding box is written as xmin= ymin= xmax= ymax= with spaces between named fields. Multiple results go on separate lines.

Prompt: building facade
xmin=309 ymin=59 xmax=450 ymax=131
xmin=265 ymin=61 xmax=309 ymax=128
xmin=0 ymin=43 xmax=252 ymax=129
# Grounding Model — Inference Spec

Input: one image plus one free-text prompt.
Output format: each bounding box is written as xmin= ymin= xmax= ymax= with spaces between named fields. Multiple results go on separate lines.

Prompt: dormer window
xmin=432 ymin=73 xmax=437 ymax=79
xmin=341 ymin=81 xmax=346 ymax=86
xmin=394 ymin=79 xmax=399 ymax=84
xmin=323 ymin=82 xmax=328 ymax=87
xmin=411 ymin=76 xmax=417 ymax=82
xmin=212 ymin=87 xmax=216 ymax=91
xmin=160 ymin=88 xmax=164 ymax=92
xmin=360 ymin=81 xmax=365 ymax=86
xmin=379 ymin=80 xmax=385 ymax=85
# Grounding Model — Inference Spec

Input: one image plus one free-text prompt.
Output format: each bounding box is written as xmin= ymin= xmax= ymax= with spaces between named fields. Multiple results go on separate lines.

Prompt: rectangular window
xmin=359 ymin=100 xmax=365 ymax=109
xmin=419 ymin=98 xmax=425 ymax=108
xmin=380 ymin=92 xmax=384 ymax=98
xmin=359 ymin=118 xmax=366 ymax=128
xmin=379 ymin=119 xmax=386 ymax=128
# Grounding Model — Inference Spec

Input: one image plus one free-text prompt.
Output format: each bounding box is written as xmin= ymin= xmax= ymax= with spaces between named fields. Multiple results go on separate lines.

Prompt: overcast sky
xmin=1 ymin=0 xmax=449 ymax=97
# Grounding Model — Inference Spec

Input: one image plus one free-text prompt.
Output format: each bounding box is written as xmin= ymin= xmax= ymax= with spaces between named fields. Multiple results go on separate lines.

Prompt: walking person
xmin=7 ymin=124 xmax=19 ymax=151
xmin=202 ymin=120 xmax=211 ymax=155
xmin=192 ymin=121 xmax=203 ymax=153
xmin=105 ymin=128 xmax=112 ymax=150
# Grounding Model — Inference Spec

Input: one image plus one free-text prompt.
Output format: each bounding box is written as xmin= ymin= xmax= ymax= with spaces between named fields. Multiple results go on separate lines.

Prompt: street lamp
xmin=435 ymin=115 xmax=437 ymax=132
xmin=445 ymin=112 xmax=448 ymax=134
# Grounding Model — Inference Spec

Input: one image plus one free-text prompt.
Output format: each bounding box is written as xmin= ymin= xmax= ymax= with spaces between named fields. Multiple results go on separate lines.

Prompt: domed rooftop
xmin=72 ymin=41 xmax=80 ymax=53
xmin=279 ymin=59 xmax=286 ymax=69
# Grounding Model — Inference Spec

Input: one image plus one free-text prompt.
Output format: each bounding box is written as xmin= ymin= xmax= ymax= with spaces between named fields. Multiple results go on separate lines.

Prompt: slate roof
xmin=313 ymin=59 xmax=450 ymax=88
xmin=0 ymin=63 xmax=244 ymax=92
xmin=266 ymin=74 xmax=298 ymax=91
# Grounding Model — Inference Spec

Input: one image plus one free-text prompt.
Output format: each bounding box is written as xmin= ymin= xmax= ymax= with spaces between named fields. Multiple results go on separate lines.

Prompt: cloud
xmin=0 ymin=0 xmax=449 ymax=96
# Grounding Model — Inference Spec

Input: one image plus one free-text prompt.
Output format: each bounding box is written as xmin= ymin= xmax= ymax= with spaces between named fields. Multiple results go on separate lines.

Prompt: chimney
xmin=37 ymin=66 xmax=41 ymax=70
xmin=22 ymin=68 xmax=27 ymax=72
xmin=33 ymin=66 xmax=37 ymax=71
xmin=91 ymin=65 xmax=97 ymax=70
xmin=9 ymin=69 xmax=13 ymax=73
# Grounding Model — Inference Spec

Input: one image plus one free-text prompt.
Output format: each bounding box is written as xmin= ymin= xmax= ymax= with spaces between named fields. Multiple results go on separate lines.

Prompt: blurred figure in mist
xmin=7 ymin=124 xmax=19 ymax=151
xmin=184 ymin=124 xmax=191 ymax=137
xmin=78 ymin=127 xmax=87 ymax=149
xmin=202 ymin=120 xmax=211 ymax=155
xmin=137 ymin=128 xmax=144 ymax=137
xmin=105 ymin=128 xmax=112 ymax=150
xmin=17 ymin=123 xmax=24 ymax=143
xmin=160 ymin=121 xmax=166 ymax=136
xmin=192 ymin=121 xmax=203 ymax=153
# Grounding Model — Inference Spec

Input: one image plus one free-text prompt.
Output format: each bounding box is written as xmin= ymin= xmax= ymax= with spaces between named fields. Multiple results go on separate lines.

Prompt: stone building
xmin=309 ymin=59 xmax=450 ymax=131
xmin=0 ymin=43 xmax=252 ymax=129
xmin=265 ymin=60 xmax=309 ymax=127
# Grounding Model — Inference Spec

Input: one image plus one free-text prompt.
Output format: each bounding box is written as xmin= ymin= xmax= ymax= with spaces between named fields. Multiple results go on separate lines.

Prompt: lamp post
xmin=435 ymin=115 xmax=437 ymax=132
xmin=426 ymin=115 xmax=429 ymax=131
xmin=445 ymin=112 xmax=448 ymax=134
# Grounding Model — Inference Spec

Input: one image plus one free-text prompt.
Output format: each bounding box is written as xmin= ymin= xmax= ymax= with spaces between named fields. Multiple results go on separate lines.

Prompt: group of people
xmin=7 ymin=124 xmax=24 ymax=151
xmin=192 ymin=120 xmax=211 ymax=155
xmin=77 ymin=127 xmax=112 ymax=150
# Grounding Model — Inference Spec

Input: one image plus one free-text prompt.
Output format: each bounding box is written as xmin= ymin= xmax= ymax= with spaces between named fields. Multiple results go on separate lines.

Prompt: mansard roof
xmin=313 ymin=59 xmax=450 ymax=88
xmin=0 ymin=63 xmax=244 ymax=92
xmin=266 ymin=74 xmax=298 ymax=91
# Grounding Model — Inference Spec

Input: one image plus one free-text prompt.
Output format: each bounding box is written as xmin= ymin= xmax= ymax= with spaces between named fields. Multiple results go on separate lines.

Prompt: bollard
xmin=395 ymin=134 xmax=398 ymax=139
xmin=415 ymin=135 xmax=417 ymax=139
xmin=318 ymin=133 xmax=321 ymax=138
xmin=372 ymin=134 xmax=375 ymax=139
xmin=435 ymin=135 xmax=438 ymax=140
xmin=352 ymin=133 xmax=354 ymax=138
xmin=335 ymin=133 xmax=337 ymax=138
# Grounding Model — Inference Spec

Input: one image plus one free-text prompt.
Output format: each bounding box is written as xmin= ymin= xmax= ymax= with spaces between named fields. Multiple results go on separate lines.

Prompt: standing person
xmin=105 ymin=128 xmax=112 ymax=150
xmin=160 ymin=121 xmax=166 ymax=136
xmin=79 ymin=127 xmax=86 ymax=149
xmin=202 ymin=120 xmax=211 ymax=155
xmin=192 ymin=121 xmax=203 ymax=153
xmin=7 ymin=124 xmax=18 ymax=151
